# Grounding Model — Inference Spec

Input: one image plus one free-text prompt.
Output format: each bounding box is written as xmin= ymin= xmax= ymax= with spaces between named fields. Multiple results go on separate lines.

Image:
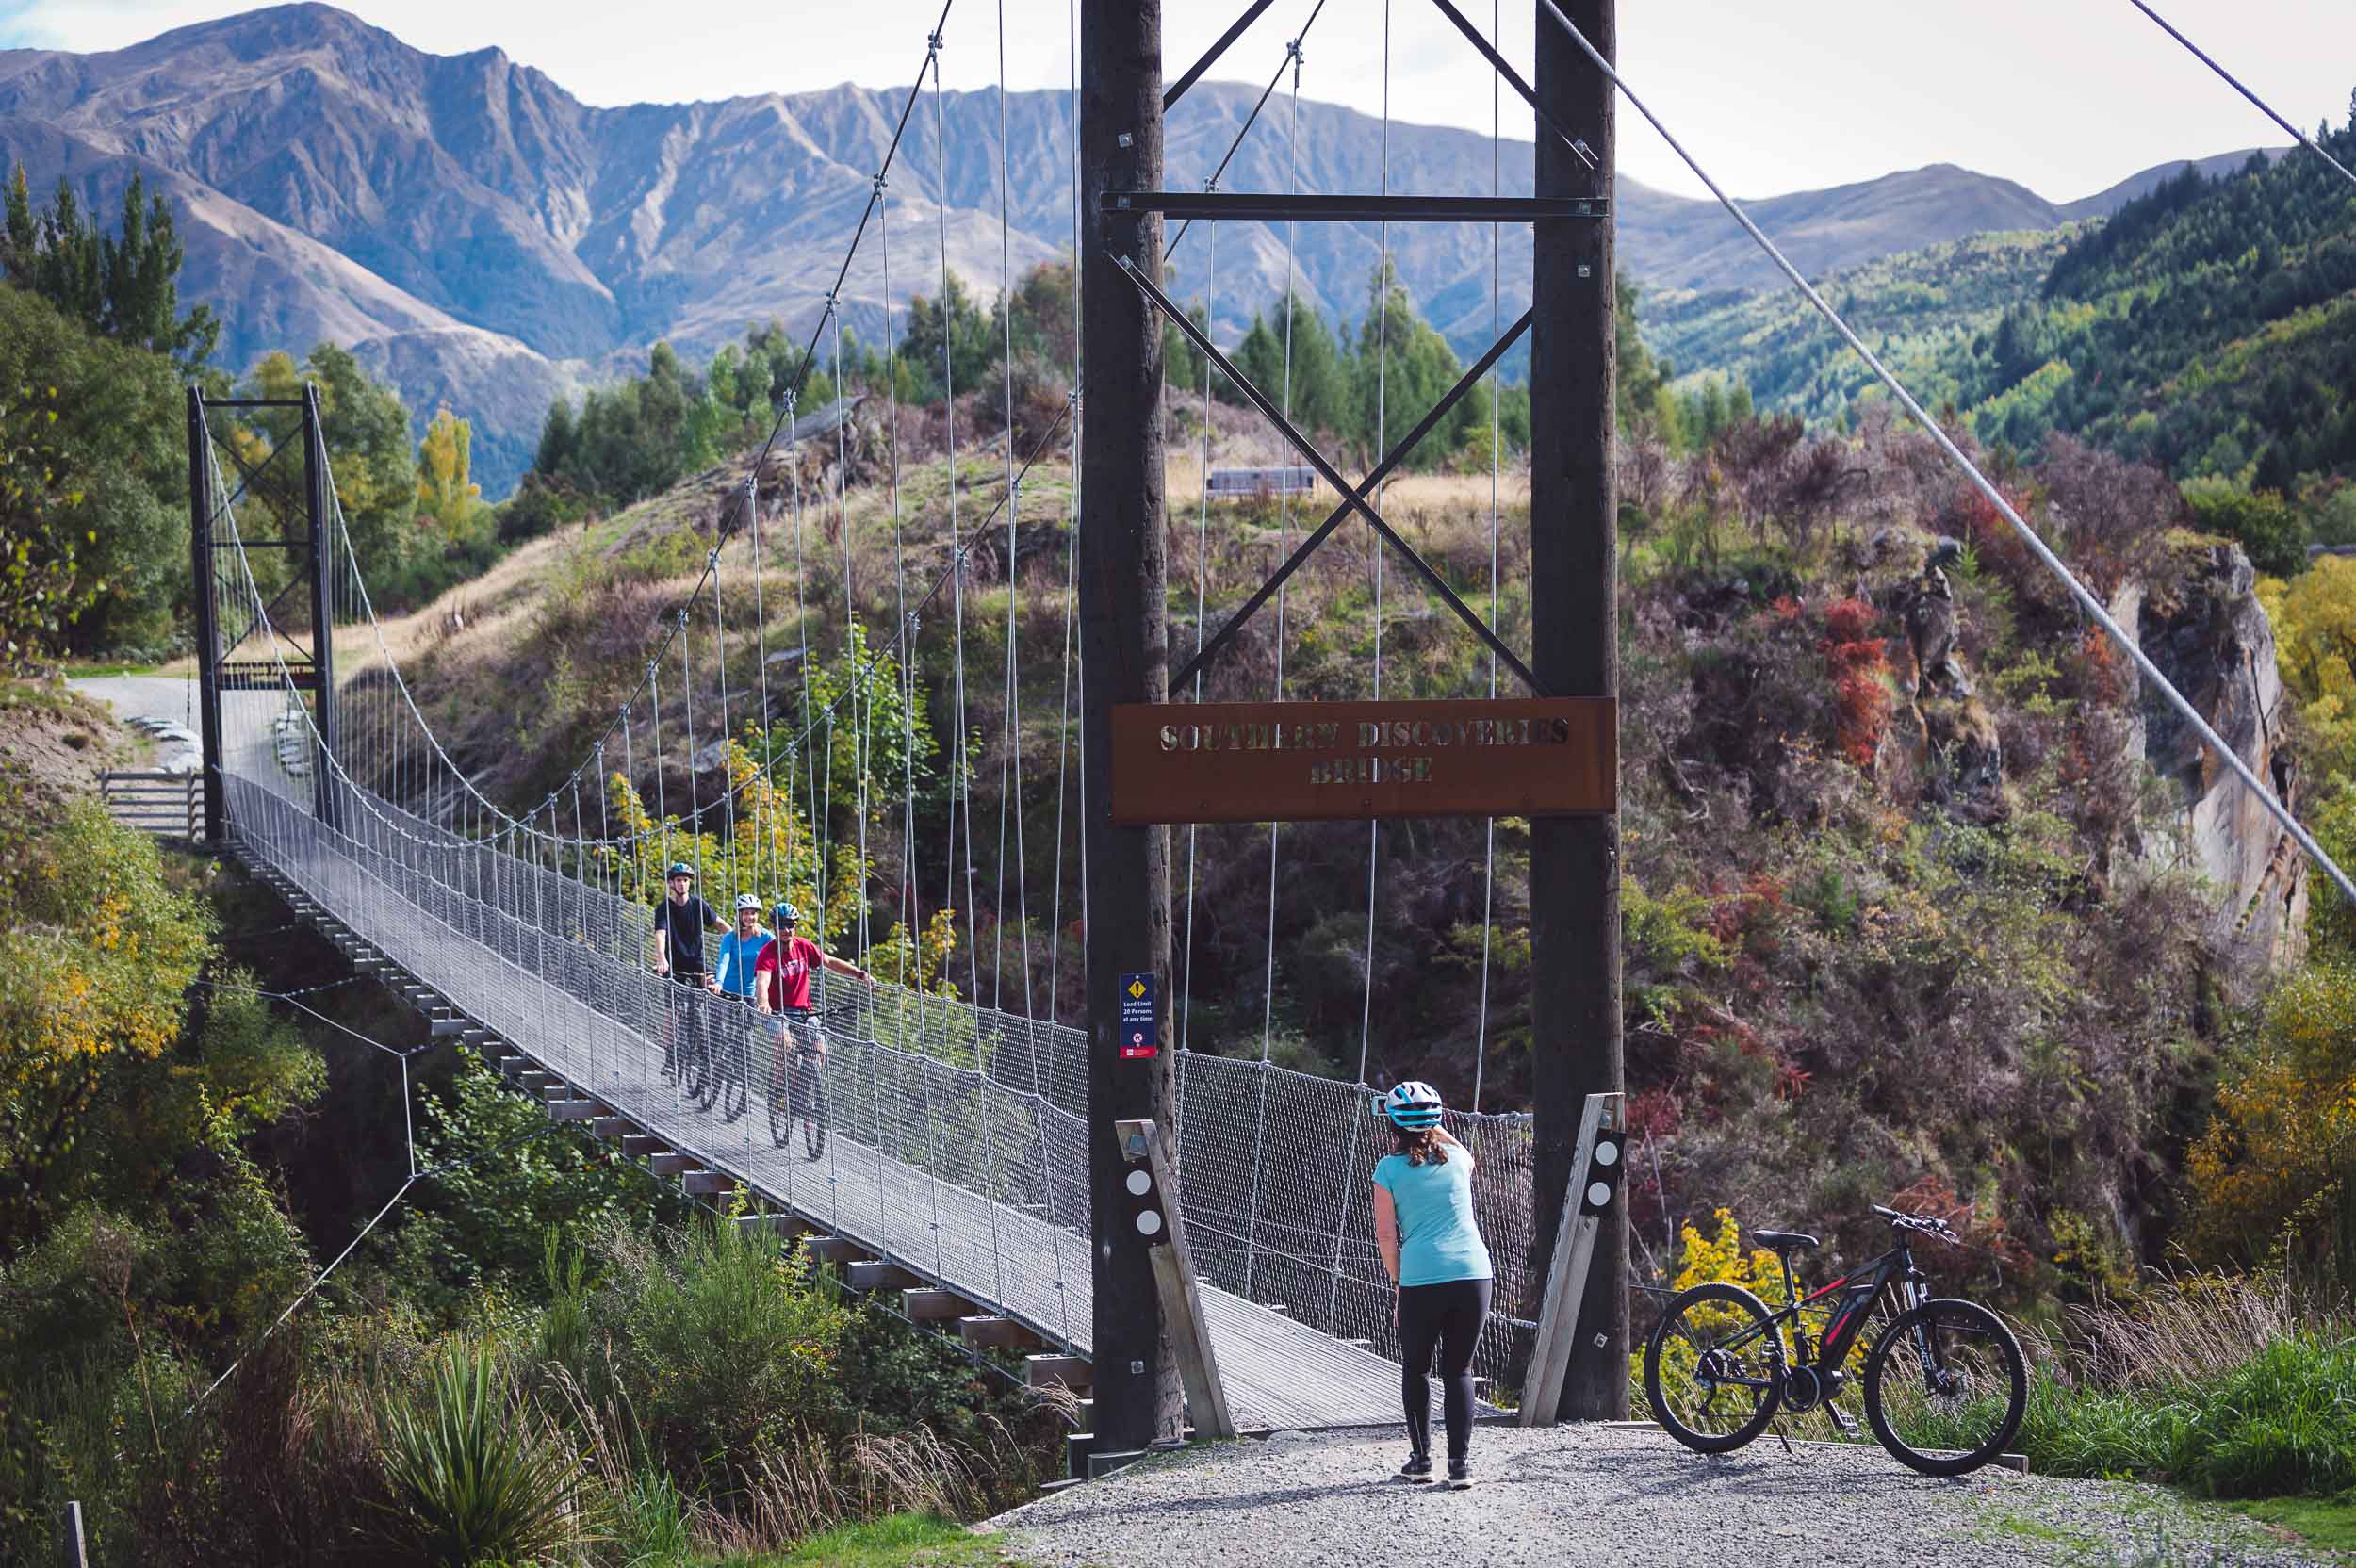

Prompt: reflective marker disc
xmin=1587 ymin=1182 xmax=1612 ymax=1207
xmin=1595 ymin=1140 xmax=1619 ymax=1167
xmin=1137 ymin=1209 xmax=1164 ymax=1236
xmin=1125 ymin=1168 xmax=1152 ymax=1196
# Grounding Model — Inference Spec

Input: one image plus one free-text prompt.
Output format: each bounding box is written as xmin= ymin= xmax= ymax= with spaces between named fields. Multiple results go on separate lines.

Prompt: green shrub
xmin=2178 ymin=1335 xmax=2356 ymax=1499
xmin=372 ymin=1342 xmax=593 ymax=1568
xmin=2007 ymin=1364 xmax=2187 ymax=1480
xmin=585 ymin=1219 xmax=845 ymax=1484
xmin=1990 ymin=1280 xmax=2356 ymax=1499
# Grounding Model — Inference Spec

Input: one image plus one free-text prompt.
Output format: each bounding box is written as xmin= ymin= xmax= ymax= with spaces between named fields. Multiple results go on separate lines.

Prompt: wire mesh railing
xmin=205 ymin=433 xmax=1546 ymax=1421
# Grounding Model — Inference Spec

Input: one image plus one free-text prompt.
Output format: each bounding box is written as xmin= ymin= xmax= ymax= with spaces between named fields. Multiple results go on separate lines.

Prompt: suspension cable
xmin=2125 ymin=0 xmax=2356 ymax=190
xmin=1537 ymin=0 xmax=2356 ymax=906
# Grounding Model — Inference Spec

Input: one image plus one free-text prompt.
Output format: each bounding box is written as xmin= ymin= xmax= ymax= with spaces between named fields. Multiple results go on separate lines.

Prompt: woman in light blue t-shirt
xmin=1371 ymin=1079 xmax=1492 ymax=1490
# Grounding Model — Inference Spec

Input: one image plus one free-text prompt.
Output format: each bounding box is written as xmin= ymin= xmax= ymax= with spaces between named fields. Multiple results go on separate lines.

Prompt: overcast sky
xmin=5 ymin=0 xmax=2349 ymax=203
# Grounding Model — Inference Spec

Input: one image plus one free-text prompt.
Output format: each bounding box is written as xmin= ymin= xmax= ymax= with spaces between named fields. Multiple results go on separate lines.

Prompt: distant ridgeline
xmin=1644 ymin=109 xmax=2356 ymax=491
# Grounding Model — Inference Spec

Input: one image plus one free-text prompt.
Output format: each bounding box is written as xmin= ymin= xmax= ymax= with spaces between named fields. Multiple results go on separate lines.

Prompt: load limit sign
xmin=1120 ymin=972 xmax=1158 ymax=1059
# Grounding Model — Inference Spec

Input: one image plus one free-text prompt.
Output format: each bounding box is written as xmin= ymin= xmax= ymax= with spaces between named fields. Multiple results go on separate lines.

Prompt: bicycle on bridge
xmin=755 ymin=900 xmax=872 ymax=1160
xmin=1643 ymin=1203 xmax=2027 ymax=1476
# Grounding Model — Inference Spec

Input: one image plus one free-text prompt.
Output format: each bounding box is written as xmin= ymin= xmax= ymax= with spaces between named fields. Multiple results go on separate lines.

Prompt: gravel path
xmin=71 ymin=676 xmax=201 ymax=770
xmin=988 ymin=1425 xmax=2330 ymax=1568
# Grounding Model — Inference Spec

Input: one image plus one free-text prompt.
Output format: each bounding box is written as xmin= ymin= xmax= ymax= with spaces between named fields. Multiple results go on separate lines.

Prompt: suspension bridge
xmin=167 ymin=0 xmax=2356 ymax=1474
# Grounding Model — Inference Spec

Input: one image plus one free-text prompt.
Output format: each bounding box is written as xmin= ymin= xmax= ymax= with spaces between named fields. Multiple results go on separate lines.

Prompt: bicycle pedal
xmin=1825 ymin=1403 xmax=1857 ymax=1436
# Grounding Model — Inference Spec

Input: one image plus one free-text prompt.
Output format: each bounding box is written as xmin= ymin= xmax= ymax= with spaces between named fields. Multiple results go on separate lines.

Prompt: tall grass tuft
xmin=2010 ymin=1274 xmax=2356 ymax=1497
xmin=372 ymin=1341 xmax=596 ymax=1567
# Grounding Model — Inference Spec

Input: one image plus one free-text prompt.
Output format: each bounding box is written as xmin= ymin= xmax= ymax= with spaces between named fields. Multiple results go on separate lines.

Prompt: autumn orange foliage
xmin=1820 ymin=596 xmax=1893 ymax=771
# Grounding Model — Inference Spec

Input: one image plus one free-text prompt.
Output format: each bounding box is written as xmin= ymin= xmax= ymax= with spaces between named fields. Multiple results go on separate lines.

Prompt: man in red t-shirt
xmin=754 ymin=899 xmax=875 ymax=1054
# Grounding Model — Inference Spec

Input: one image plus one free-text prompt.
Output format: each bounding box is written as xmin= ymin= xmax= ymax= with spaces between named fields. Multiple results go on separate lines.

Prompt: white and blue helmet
xmin=1379 ymin=1080 xmax=1444 ymax=1130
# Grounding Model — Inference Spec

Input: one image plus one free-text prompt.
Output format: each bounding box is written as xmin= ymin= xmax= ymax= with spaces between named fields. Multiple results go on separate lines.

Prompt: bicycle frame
xmin=1781 ymin=1240 xmax=1927 ymax=1368
xmin=1703 ymin=1237 xmax=1929 ymax=1390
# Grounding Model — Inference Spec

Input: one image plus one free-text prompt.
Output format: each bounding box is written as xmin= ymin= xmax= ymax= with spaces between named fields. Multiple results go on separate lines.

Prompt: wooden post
xmin=1528 ymin=0 xmax=1626 ymax=1422
xmin=1081 ymin=0 xmax=1180 ymax=1453
xmin=1114 ymin=1119 xmax=1235 ymax=1440
xmin=1519 ymin=1093 xmax=1624 ymax=1425
xmin=186 ymin=388 xmax=225 ymax=844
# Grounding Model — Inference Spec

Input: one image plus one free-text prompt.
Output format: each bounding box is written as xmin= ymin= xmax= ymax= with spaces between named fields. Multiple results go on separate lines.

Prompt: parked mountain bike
xmin=768 ymin=1012 xmax=828 ymax=1160
xmin=1643 ymin=1203 xmax=2027 ymax=1476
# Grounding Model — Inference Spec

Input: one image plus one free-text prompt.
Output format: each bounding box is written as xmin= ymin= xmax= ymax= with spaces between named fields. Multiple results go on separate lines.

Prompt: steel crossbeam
xmin=1107 ymin=191 xmax=1604 ymax=222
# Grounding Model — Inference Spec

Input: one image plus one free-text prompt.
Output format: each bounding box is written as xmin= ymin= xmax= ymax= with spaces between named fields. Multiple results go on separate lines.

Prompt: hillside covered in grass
xmin=1643 ymin=102 xmax=2356 ymax=505
xmin=1642 ymin=228 xmax=2074 ymax=429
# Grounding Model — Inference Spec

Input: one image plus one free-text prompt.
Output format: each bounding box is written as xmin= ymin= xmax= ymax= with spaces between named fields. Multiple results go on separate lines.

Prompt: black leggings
xmin=1398 ymin=1276 xmax=1491 ymax=1462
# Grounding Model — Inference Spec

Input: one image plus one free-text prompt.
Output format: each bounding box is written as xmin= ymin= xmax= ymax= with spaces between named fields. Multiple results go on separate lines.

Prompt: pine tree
xmin=0 ymin=167 xmax=217 ymax=369
xmin=535 ymin=398 xmax=577 ymax=477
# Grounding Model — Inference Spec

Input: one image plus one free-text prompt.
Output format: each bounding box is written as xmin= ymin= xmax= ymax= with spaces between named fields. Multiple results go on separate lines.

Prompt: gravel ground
xmin=988 ymin=1425 xmax=2331 ymax=1568
xmin=72 ymin=676 xmax=201 ymax=767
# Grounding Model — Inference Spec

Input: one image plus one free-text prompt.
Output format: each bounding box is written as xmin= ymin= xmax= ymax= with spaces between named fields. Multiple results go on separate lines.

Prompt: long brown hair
xmin=1394 ymin=1126 xmax=1448 ymax=1167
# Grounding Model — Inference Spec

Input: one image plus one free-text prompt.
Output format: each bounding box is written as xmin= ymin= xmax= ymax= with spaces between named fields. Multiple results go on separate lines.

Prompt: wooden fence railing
xmin=100 ymin=770 xmax=202 ymax=839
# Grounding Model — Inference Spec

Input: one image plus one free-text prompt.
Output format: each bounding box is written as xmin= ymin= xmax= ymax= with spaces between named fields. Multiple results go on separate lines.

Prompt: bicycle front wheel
xmin=1861 ymin=1298 xmax=2026 ymax=1477
xmin=799 ymin=1058 xmax=827 ymax=1160
xmin=1644 ymin=1282 xmax=1783 ymax=1453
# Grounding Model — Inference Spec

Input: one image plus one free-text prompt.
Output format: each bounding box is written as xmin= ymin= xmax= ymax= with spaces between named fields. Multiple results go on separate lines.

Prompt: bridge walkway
xmin=223 ymin=771 xmax=1427 ymax=1435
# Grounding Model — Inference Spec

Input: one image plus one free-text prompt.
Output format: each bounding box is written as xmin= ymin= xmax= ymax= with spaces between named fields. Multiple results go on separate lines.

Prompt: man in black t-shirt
xmin=651 ymin=861 xmax=724 ymax=1080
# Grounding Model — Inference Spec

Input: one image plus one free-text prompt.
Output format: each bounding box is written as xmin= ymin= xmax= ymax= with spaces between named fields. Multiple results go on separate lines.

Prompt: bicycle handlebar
xmin=1872 ymin=1202 xmax=1960 ymax=1242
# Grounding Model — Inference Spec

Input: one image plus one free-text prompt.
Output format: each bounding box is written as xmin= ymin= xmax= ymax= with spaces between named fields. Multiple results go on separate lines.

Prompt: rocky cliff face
xmin=2117 ymin=542 xmax=2308 ymax=964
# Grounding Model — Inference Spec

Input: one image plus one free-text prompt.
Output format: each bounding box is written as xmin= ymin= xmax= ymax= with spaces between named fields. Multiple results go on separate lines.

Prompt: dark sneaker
xmin=1446 ymin=1460 xmax=1473 ymax=1490
xmin=1399 ymin=1452 xmax=1433 ymax=1483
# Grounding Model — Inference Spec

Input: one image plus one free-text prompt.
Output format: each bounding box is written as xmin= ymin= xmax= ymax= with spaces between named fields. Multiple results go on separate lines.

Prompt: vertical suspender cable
xmin=1258 ymin=36 xmax=1307 ymax=1068
xmin=1328 ymin=0 xmax=1394 ymax=1330
xmin=711 ymin=548 xmax=738 ymax=900
xmin=679 ymin=612 xmax=702 ymax=890
xmin=748 ymin=473 xmax=777 ymax=901
xmin=1047 ymin=0 xmax=1085 ymax=1029
xmin=879 ymin=156 xmax=920 ymax=987
xmin=928 ymin=45 xmax=985 ymax=1006
xmin=1244 ymin=30 xmax=1311 ymax=1304
xmin=649 ymin=658 xmax=670 ymax=884
xmin=994 ymin=2 xmax=1034 ymax=1018
xmin=1354 ymin=0 xmax=1392 ymax=1091
xmin=1470 ymin=0 xmax=1502 ymax=1113
xmin=1178 ymin=220 xmax=1218 ymax=1055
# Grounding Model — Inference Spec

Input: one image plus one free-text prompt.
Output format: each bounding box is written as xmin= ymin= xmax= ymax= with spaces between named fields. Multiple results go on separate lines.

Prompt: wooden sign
xmin=1110 ymin=697 xmax=1616 ymax=825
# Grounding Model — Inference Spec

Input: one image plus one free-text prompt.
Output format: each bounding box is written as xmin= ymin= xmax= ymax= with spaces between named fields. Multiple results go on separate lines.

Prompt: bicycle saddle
xmin=1752 ymin=1229 xmax=1819 ymax=1250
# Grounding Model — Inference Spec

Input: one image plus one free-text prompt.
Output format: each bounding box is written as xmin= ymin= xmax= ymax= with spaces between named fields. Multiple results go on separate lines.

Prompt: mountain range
xmin=0 ymin=3 xmax=2276 ymax=493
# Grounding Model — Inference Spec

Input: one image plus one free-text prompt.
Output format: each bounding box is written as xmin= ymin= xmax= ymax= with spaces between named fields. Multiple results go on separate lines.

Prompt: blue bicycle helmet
xmin=665 ymin=861 xmax=695 ymax=879
xmin=1379 ymin=1080 xmax=1444 ymax=1130
xmin=772 ymin=899 xmax=802 ymax=927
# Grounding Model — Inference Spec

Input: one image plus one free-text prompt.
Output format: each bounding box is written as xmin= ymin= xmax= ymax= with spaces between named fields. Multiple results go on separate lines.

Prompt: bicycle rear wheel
xmin=798 ymin=1055 xmax=827 ymax=1160
xmin=1644 ymin=1282 xmax=1783 ymax=1453
xmin=767 ymin=1048 xmax=789 ymax=1147
xmin=1861 ymin=1298 xmax=2026 ymax=1476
